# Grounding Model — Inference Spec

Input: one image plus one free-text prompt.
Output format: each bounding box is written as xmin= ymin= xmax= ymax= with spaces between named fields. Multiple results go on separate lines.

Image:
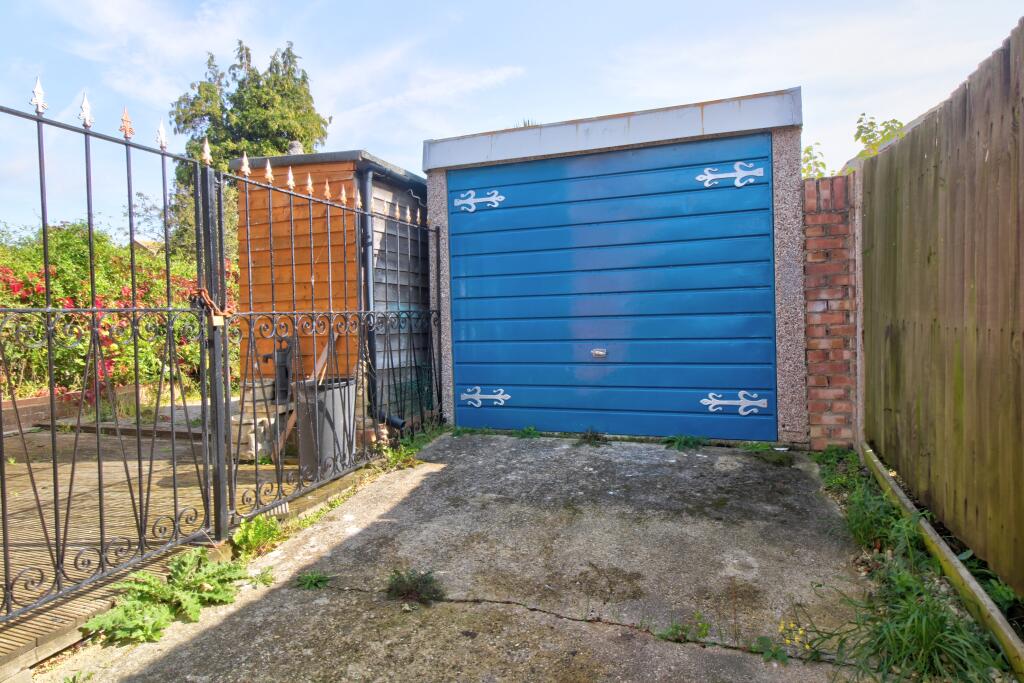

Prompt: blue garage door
xmin=448 ymin=133 xmax=776 ymax=440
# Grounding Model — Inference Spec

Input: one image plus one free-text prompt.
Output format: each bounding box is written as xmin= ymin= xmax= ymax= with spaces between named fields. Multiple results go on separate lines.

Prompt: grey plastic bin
xmin=296 ymin=378 xmax=356 ymax=480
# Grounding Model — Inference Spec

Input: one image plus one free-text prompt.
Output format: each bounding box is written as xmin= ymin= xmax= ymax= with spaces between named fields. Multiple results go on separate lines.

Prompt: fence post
xmin=200 ymin=165 xmax=230 ymax=542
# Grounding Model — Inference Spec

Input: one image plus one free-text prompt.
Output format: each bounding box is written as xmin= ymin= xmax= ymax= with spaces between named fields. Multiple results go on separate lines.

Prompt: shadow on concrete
xmin=46 ymin=435 xmax=863 ymax=682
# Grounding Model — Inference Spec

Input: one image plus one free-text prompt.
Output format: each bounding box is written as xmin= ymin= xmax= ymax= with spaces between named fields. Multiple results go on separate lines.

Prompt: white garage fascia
xmin=422 ymin=88 xmax=802 ymax=172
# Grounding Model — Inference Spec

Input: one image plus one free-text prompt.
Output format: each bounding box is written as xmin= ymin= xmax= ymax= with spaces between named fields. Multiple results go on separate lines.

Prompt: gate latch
xmin=590 ymin=348 xmax=608 ymax=359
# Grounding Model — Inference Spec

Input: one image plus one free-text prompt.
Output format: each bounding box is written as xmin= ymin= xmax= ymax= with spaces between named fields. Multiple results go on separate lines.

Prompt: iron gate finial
xmin=78 ymin=93 xmax=94 ymax=129
xmin=239 ymin=151 xmax=251 ymax=177
xmin=156 ymin=120 xmax=168 ymax=150
xmin=201 ymin=138 xmax=213 ymax=166
xmin=119 ymin=108 xmax=134 ymax=140
xmin=264 ymin=159 xmax=274 ymax=183
xmin=30 ymin=77 xmax=47 ymax=115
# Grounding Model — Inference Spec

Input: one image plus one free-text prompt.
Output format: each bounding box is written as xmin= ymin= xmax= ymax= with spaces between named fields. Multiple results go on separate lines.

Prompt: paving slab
xmin=35 ymin=435 xmax=864 ymax=682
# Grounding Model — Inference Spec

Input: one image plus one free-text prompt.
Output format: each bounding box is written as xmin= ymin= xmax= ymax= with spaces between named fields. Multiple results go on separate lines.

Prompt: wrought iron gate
xmin=0 ymin=83 xmax=440 ymax=622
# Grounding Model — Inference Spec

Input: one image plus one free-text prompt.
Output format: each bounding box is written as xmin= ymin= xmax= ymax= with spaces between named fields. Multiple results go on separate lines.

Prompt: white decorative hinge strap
xmin=454 ymin=189 xmax=506 ymax=213
xmin=695 ymin=161 xmax=764 ymax=188
xmin=700 ymin=390 xmax=768 ymax=416
xmin=460 ymin=386 xmax=511 ymax=408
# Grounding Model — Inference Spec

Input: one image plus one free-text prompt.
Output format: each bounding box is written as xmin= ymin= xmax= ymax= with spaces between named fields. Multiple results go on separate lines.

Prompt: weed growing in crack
xmin=654 ymin=611 xmax=711 ymax=643
xmin=574 ymin=429 xmax=608 ymax=447
xmin=753 ymin=450 xmax=794 ymax=467
xmin=379 ymin=442 xmax=418 ymax=471
xmin=451 ymin=426 xmax=494 ymax=437
xmin=232 ymin=514 xmax=284 ymax=558
xmin=751 ymin=635 xmax=791 ymax=664
xmin=386 ymin=568 xmax=444 ymax=604
xmin=81 ymin=548 xmax=248 ymax=644
xmin=295 ymin=570 xmax=331 ymax=590
xmin=655 ymin=622 xmax=686 ymax=642
xmin=740 ymin=441 xmax=773 ymax=452
xmin=61 ymin=672 xmax=93 ymax=683
xmin=514 ymin=426 xmax=541 ymax=439
xmin=662 ymin=434 xmax=707 ymax=451
xmin=249 ymin=567 xmax=275 ymax=587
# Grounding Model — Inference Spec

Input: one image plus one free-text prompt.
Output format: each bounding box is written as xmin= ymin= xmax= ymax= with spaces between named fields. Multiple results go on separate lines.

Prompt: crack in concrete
xmin=324 ymin=584 xmax=831 ymax=664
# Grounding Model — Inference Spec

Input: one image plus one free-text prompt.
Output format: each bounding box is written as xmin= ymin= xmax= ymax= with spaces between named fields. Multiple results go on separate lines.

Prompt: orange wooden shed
xmin=231 ymin=149 xmax=428 ymax=385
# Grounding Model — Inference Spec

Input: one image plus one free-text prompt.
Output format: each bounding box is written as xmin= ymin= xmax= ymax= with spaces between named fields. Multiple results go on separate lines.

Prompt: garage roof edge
xmin=422 ymin=88 xmax=802 ymax=172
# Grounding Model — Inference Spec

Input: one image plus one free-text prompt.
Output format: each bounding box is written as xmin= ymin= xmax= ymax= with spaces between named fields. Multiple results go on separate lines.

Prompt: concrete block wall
xmin=803 ymin=175 xmax=857 ymax=450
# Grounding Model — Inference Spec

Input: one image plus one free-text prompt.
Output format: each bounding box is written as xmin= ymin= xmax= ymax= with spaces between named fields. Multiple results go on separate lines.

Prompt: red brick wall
xmin=803 ymin=176 xmax=856 ymax=450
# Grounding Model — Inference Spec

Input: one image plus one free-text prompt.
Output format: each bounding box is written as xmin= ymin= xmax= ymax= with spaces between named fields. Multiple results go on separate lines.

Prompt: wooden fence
xmin=861 ymin=18 xmax=1024 ymax=593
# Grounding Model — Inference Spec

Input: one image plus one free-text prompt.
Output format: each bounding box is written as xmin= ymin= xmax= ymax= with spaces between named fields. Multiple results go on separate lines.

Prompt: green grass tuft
xmin=655 ymin=622 xmax=686 ymax=642
xmin=654 ymin=612 xmax=711 ymax=642
xmin=753 ymin=450 xmax=794 ymax=467
xmin=62 ymin=673 xmax=94 ymax=683
xmin=451 ymin=426 xmax=495 ymax=437
xmin=802 ymin=445 xmax=1011 ymax=679
xmin=740 ymin=441 xmax=773 ymax=452
xmin=574 ymin=428 xmax=608 ymax=447
xmin=514 ymin=426 xmax=541 ymax=439
xmin=844 ymin=479 xmax=902 ymax=549
xmin=810 ymin=445 xmax=862 ymax=494
xmin=808 ymin=560 xmax=1007 ymax=679
xmin=295 ymin=570 xmax=331 ymax=590
xmin=661 ymin=434 xmax=707 ymax=451
xmin=249 ymin=567 xmax=275 ymax=587
xmin=386 ymin=568 xmax=445 ymax=604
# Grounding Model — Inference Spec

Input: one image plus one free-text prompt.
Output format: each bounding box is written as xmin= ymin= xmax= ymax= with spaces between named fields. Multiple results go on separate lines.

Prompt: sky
xmin=0 ymin=0 xmax=1021 ymax=232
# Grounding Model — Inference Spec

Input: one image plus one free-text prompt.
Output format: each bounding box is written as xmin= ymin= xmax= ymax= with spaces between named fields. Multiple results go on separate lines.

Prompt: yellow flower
xmin=778 ymin=621 xmax=785 ymax=633
xmin=784 ymin=638 xmax=791 ymax=645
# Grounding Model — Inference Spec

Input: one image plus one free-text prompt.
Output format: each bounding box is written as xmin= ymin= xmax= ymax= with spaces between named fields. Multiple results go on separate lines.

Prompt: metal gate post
xmin=200 ymin=165 xmax=230 ymax=541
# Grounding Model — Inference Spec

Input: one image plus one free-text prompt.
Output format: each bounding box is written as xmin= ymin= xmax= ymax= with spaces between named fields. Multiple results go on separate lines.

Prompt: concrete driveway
xmin=39 ymin=434 xmax=863 ymax=682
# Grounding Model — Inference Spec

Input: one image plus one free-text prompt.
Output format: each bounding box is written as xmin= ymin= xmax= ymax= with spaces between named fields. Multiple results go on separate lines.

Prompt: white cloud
xmin=332 ymin=65 xmax=525 ymax=131
xmin=39 ymin=0 xmax=259 ymax=107
xmin=601 ymin=6 xmax=1014 ymax=167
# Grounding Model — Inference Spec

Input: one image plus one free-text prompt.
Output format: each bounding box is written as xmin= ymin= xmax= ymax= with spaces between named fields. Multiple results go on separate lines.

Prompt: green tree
xmin=165 ymin=41 xmax=330 ymax=258
xmin=801 ymin=142 xmax=829 ymax=179
xmin=171 ymin=41 xmax=330 ymax=175
xmin=853 ymin=113 xmax=904 ymax=161
xmin=801 ymin=114 xmax=906 ymax=178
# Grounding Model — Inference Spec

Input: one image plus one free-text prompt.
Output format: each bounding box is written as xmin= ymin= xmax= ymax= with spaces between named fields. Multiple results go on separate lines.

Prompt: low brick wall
xmin=803 ymin=176 xmax=857 ymax=450
xmin=1 ymin=385 xmax=139 ymax=431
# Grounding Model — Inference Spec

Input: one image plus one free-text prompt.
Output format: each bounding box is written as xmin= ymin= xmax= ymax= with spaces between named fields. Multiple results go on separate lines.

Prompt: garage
xmin=425 ymin=90 xmax=807 ymax=442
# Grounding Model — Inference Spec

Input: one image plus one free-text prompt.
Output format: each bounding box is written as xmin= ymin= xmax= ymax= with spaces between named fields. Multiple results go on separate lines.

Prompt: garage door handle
xmin=590 ymin=348 xmax=607 ymax=358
